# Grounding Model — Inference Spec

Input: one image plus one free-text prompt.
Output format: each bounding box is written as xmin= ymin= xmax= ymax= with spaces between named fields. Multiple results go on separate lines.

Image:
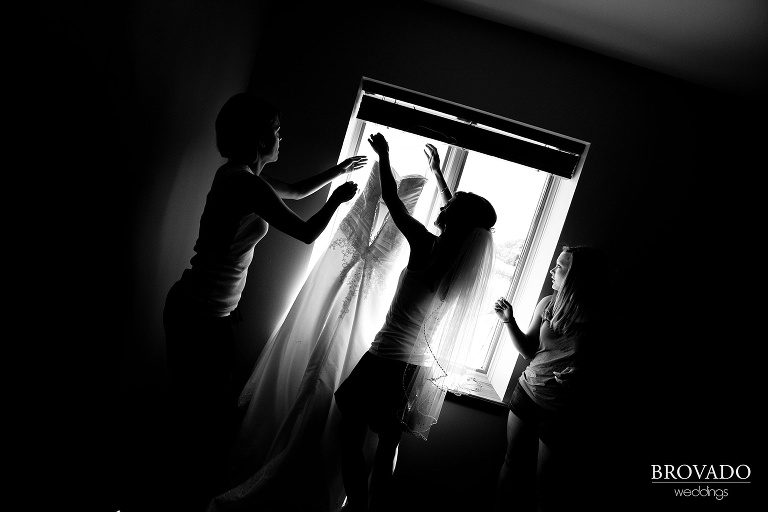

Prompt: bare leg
xmin=538 ymin=436 xmax=580 ymax=512
xmin=495 ymin=411 xmax=537 ymax=512
xmin=340 ymin=411 xmax=369 ymax=512
xmin=536 ymin=439 xmax=559 ymax=512
xmin=369 ymin=430 xmax=402 ymax=512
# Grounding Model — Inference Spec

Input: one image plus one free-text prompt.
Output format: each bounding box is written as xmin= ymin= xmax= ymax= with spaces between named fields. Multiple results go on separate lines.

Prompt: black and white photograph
xmin=42 ymin=1 xmax=765 ymax=511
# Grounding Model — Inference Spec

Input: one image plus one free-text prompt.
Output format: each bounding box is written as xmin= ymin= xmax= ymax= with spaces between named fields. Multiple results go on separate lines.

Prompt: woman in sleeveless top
xmin=163 ymin=92 xmax=364 ymax=510
xmin=493 ymin=245 xmax=608 ymax=511
xmin=335 ymin=133 xmax=497 ymax=512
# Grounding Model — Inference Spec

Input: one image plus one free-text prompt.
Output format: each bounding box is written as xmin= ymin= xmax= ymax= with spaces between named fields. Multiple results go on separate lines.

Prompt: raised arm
xmin=237 ymin=175 xmax=357 ymax=244
xmin=261 ymin=156 xmax=367 ymax=200
xmin=367 ymin=133 xmax=432 ymax=247
xmin=424 ymin=143 xmax=452 ymax=204
xmin=494 ymin=295 xmax=550 ymax=359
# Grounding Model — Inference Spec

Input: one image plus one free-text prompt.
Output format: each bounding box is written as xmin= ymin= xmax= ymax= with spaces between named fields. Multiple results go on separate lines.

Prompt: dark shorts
xmin=334 ymin=352 xmax=418 ymax=435
xmin=509 ymin=383 xmax=574 ymax=450
xmin=163 ymin=279 xmax=237 ymax=406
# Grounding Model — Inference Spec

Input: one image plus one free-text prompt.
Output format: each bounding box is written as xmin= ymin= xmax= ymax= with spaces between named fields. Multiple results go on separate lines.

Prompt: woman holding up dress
xmin=335 ymin=133 xmax=497 ymax=512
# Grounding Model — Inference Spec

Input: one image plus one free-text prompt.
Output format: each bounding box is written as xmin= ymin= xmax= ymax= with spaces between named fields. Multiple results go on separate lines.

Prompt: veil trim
xmin=399 ymin=228 xmax=495 ymax=439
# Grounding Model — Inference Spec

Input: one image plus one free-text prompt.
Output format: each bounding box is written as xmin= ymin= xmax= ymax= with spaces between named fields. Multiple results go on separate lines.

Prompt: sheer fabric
xmin=208 ymin=163 xmax=426 ymax=512
xmin=401 ymin=228 xmax=495 ymax=439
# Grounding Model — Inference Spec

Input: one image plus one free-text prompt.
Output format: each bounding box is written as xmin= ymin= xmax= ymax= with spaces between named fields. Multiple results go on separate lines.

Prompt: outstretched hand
xmin=494 ymin=297 xmax=513 ymax=323
xmin=337 ymin=156 xmax=368 ymax=175
xmin=367 ymin=133 xmax=389 ymax=156
xmin=424 ymin=143 xmax=441 ymax=172
xmin=331 ymin=181 xmax=358 ymax=204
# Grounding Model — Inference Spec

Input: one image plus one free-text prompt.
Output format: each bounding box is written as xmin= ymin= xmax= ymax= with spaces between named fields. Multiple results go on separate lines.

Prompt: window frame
xmin=313 ymin=79 xmax=589 ymax=405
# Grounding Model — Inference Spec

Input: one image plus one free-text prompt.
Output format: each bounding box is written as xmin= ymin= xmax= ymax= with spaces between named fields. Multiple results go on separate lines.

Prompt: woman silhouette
xmin=335 ymin=133 xmax=497 ymax=512
xmin=163 ymin=92 xmax=364 ymax=509
xmin=493 ymin=245 xmax=608 ymax=511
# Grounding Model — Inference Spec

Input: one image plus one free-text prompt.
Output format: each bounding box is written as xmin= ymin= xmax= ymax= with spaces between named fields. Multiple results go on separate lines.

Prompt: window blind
xmin=356 ymin=78 xmax=586 ymax=179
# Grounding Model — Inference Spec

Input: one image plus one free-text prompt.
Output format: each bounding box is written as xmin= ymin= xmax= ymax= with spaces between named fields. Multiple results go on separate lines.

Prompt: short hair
xmin=215 ymin=93 xmax=281 ymax=161
xmin=454 ymin=191 xmax=497 ymax=230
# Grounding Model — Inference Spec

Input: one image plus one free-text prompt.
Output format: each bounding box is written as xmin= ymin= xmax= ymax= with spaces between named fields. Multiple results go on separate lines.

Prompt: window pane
xmin=454 ymin=152 xmax=549 ymax=369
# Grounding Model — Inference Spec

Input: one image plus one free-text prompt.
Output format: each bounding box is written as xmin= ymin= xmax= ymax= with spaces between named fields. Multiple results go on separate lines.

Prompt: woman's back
xmin=185 ymin=163 xmax=268 ymax=316
xmin=369 ymin=267 xmax=436 ymax=365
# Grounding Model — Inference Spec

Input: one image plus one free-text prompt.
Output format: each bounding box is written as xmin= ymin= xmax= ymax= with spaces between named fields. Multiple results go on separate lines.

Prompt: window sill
xmin=447 ymin=369 xmax=508 ymax=408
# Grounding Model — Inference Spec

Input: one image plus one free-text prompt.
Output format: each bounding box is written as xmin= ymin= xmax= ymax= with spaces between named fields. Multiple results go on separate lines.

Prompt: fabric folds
xmin=208 ymin=163 xmax=426 ymax=512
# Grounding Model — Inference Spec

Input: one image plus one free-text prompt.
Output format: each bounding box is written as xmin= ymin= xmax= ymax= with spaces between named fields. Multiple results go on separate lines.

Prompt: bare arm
xmin=261 ymin=156 xmax=367 ymax=200
xmin=424 ymin=143 xmax=452 ymax=203
xmin=367 ymin=133 xmax=433 ymax=250
xmin=494 ymin=295 xmax=550 ymax=359
xmin=241 ymin=175 xmax=357 ymax=244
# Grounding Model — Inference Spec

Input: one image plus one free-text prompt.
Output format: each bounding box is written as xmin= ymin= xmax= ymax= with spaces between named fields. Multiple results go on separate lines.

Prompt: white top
xmin=182 ymin=163 xmax=269 ymax=316
xmin=369 ymin=266 xmax=435 ymax=365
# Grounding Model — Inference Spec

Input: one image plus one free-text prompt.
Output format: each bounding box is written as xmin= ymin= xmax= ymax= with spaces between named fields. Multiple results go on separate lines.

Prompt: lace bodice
xmin=329 ymin=163 xmax=427 ymax=317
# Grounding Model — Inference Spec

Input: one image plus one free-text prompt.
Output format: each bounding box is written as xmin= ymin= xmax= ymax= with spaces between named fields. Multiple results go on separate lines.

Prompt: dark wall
xmin=45 ymin=0 xmax=762 ymax=509
xmin=41 ymin=1 xmax=274 ymax=508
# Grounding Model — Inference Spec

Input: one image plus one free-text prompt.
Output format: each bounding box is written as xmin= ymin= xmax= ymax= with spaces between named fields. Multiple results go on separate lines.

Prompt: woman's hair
xmin=403 ymin=227 xmax=495 ymax=438
xmin=453 ymin=191 xmax=497 ymax=230
xmin=543 ymin=245 xmax=607 ymax=334
xmin=215 ymin=93 xmax=281 ymax=162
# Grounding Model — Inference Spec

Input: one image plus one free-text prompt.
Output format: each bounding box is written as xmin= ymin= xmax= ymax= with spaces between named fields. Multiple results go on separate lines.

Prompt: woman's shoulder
xmin=215 ymin=166 xmax=271 ymax=194
xmin=534 ymin=295 xmax=554 ymax=322
xmin=210 ymin=167 xmax=273 ymax=215
xmin=537 ymin=294 xmax=554 ymax=308
xmin=214 ymin=162 xmax=252 ymax=179
xmin=406 ymin=234 xmax=438 ymax=271
xmin=210 ymin=163 xmax=251 ymax=189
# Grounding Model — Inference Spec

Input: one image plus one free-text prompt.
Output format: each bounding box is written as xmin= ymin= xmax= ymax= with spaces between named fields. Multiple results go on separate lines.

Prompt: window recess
xmin=315 ymin=78 xmax=589 ymax=405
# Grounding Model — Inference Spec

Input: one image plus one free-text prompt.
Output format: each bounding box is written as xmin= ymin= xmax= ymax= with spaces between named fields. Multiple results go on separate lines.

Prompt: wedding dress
xmin=209 ymin=163 xmax=427 ymax=512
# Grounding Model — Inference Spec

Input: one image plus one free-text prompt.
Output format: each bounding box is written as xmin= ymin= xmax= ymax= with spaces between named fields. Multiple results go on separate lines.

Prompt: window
xmin=311 ymin=79 xmax=589 ymax=405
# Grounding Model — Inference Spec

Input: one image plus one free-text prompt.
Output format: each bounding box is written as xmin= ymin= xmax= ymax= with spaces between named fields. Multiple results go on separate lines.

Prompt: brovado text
xmin=651 ymin=464 xmax=750 ymax=481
